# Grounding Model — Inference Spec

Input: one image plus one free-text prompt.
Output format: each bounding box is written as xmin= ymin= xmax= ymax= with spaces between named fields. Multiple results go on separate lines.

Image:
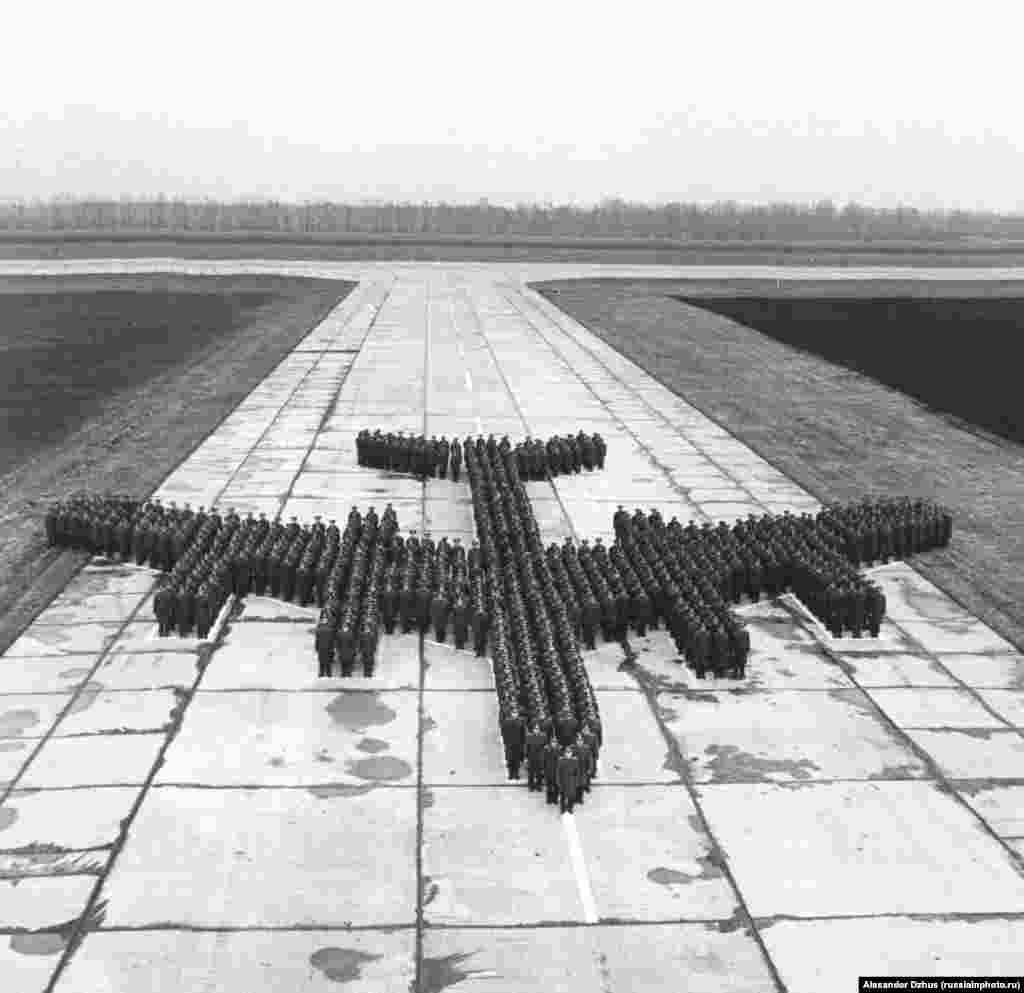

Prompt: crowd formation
xmin=356 ymin=429 xmax=607 ymax=480
xmin=462 ymin=439 xmax=601 ymax=812
xmin=44 ymin=494 xmax=399 ymax=642
xmin=607 ymin=494 xmax=952 ymax=670
xmin=42 ymin=458 xmax=954 ymax=815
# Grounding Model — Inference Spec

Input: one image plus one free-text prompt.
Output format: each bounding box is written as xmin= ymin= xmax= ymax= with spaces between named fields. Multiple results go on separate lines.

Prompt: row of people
xmin=356 ymin=429 xmax=607 ymax=482
xmin=464 ymin=439 xmax=603 ymax=806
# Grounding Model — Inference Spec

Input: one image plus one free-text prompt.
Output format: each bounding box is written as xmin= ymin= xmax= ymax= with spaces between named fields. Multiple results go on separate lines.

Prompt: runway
xmin=2 ymin=262 xmax=1022 ymax=992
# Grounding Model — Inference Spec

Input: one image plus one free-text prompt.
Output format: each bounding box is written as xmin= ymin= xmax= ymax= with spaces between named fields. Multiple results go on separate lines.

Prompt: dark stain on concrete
xmin=0 ymin=741 xmax=28 ymax=752
xmin=952 ymin=728 xmax=998 ymax=741
xmin=647 ymin=851 xmax=725 ymax=887
xmin=421 ymin=788 xmax=435 ymax=809
xmin=58 ymin=667 xmax=93 ymax=681
xmin=647 ymin=866 xmax=692 ymax=885
xmin=0 ymin=808 xmax=17 ymax=832
xmin=0 ymin=709 xmax=41 ymax=737
xmin=422 ymin=715 xmax=438 ymax=734
xmin=422 ymin=874 xmax=439 ymax=907
xmin=315 ymin=749 xmax=335 ymax=764
xmin=268 ymin=757 xmax=285 ymax=768
xmin=873 ymin=762 xmax=925 ymax=779
xmin=309 ymin=946 xmax=382 ymax=984
xmin=346 ymin=756 xmax=412 ymax=781
xmin=308 ymin=784 xmax=376 ymax=799
xmin=67 ymin=683 xmax=104 ymax=715
xmin=685 ymin=691 xmax=721 ymax=704
xmin=326 ymin=692 xmax=397 ymax=733
xmin=9 ymin=932 xmax=66 ymax=956
xmin=703 ymin=744 xmax=821 ymax=782
xmin=714 ymin=907 xmax=748 ymax=933
xmin=356 ymin=738 xmax=389 ymax=754
xmin=420 ymin=952 xmax=480 ymax=993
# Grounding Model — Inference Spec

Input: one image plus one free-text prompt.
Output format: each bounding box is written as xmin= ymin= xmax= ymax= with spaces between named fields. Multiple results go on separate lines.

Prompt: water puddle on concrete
xmin=345 ymin=756 xmax=412 ymax=781
xmin=309 ymin=946 xmax=382 ymax=983
xmin=325 ymin=692 xmax=397 ymax=733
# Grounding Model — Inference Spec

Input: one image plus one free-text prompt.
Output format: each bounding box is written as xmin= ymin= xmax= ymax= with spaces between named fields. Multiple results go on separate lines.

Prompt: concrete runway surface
xmin=1 ymin=262 xmax=1022 ymax=992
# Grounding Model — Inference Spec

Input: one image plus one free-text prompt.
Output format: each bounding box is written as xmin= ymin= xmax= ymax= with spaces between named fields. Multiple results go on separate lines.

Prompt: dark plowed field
xmin=0 ymin=274 xmax=352 ymax=655
xmin=678 ymin=296 xmax=1023 ymax=446
xmin=1 ymin=288 xmax=284 ymax=475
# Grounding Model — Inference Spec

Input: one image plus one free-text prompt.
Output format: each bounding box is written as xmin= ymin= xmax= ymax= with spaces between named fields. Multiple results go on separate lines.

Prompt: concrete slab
xmin=1 ymin=622 xmax=125 ymax=659
xmin=17 ymin=734 xmax=165 ymax=788
xmin=954 ymin=782 xmax=1024 ymax=837
xmin=422 ymin=922 xmax=776 ymax=993
xmin=41 ymin=594 xmax=146 ymax=628
xmin=423 ymin=640 xmax=493 ymax=690
xmin=0 ymin=875 xmax=95 ymax=930
xmin=0 ymin=695 xmax=70 ymax=739
xmin=0 ymin=787 xmax=138 ymax=850
xmin=935 ymin=653 xmax=1024 ymax=688
xmin=838 ymin=651 xmax=960 ymax=688
xmin=424 ymin=497 xmax=475 ymax=533
xmin=105 ymin=622 xmax=205 ymax=655
xmin=701 ymin=779 xmax=1024 ymax=916
xmin=866 ymin=687 xmax=1008 ymax=729
xmin=0 ymin=848 xmax=107 ymax=880
xmin=89 ymin=650 xmax=200 ymax=691
xmin=899 ymin=618 xmax=1019 ymax=654
xmin=204 ymin=622 xmax=419 ymax=691
xmin=575 ymin=786 xmax=738 ymax=921
xmin=158 ymin=690 xmax=418 ymax=786
xmin=906 ymin=728 xmax=1024 ymax=779
xmin=54 ymin=929 xmax=416 ymax=993
xmin=51 ymin=689 xmax=179 ymax=736
xmin=102 ymin=786 xmax=417 ymax=927
xmin=869 ymin=563 xmax=978 ymax=622
xmin=422 ymin=692 xmax=508 ymax=785
xmin=761 ymin=917 xmax=1024 ymax=993
xmin=661 ymin=689 xmax=927 ymax=783
xmin=976 ymin=690 xmax=1024 ymax=726
xmin=0 ymin=734 xmax=34 ymax=782
xmin=594 ymin=691 xmax=678 ymax=783
xmin=422 ymin=786 xmax=582 ymax=925
xmin=0 ymin=657 xmax=101 ymax=695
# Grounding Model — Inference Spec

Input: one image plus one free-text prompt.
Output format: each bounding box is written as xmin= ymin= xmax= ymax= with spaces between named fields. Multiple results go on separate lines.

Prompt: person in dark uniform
xmin=525 ymin=726 xmax=547 ymax=792
xmin=450 ymin=438 xmax=462 ymax=482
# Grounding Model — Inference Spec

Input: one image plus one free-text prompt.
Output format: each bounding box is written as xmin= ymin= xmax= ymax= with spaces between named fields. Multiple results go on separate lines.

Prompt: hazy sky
xmin=2 ymin=0 xmax=1022 ymax=210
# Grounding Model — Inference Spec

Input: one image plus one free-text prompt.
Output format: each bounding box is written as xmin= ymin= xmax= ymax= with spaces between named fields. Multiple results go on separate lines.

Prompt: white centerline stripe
xmin=562 ymin=811 xmax=599 ymax=923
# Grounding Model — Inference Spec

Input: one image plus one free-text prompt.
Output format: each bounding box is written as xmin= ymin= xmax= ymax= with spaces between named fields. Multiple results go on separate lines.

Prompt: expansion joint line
xmin=42 ymin=592 xmax=238 ymax=993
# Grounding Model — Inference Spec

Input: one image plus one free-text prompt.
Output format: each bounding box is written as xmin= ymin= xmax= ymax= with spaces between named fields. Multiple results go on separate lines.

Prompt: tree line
xmin=2 ymin=197 xmax=1023 ymax=242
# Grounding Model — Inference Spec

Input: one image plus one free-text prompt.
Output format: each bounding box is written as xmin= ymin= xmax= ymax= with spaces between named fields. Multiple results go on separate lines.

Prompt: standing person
xmin=450 ymin=437 xmax=462 ymax=482
xmin=438 ymin=437 xmax=450 ymax=479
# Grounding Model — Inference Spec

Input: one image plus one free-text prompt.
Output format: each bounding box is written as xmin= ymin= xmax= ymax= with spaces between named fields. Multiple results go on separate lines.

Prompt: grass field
xmin=0 ymin=274 xmax=353 ymax=656
xmin=4 ymin=233 xmax=1024 ymax=266
xmin=534 ymin=278 xmax=1024 ymax=653
xmin=675 ymin=296 xmax=1024 ymax=446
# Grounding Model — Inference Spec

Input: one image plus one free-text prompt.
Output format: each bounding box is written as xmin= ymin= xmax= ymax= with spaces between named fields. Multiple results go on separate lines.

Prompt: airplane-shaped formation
xmin=43 ymin=430 xmax=952 ymax=814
